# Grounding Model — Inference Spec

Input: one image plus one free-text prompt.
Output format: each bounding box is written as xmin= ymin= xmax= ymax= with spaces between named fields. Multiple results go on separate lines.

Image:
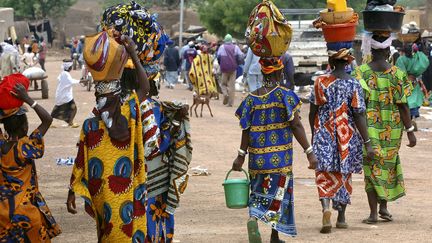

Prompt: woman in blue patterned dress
xmin=232 ymin=57 xmax=318 ymax=243
xmin=308 ymin=49 xmax=374 ymax=233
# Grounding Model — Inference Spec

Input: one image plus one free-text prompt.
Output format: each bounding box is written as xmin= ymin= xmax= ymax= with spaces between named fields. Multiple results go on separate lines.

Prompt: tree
xmin=198 ymin=0 xmax=328 ymax=39
xmin=0 ymin=0 xmax=77 ymax=20
xmin=197 ymin=0 xmax=427 ymax=39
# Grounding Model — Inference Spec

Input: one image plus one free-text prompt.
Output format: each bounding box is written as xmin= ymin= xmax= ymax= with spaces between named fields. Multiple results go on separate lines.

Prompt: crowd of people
xmin=0 ymin=1 xmax=430 ymax=243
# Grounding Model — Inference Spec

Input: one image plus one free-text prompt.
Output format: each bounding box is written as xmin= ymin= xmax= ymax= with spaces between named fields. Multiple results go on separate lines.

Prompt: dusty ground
xmin=23 ymin=57 xmax=432 ymax=243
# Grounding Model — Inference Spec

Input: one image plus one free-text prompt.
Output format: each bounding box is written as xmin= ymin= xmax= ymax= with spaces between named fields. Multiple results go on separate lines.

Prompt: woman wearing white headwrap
xmin=50 ymin=59 xmax=80 ymax=128
xmin=354 ymin=34 xmax=416 ymax=224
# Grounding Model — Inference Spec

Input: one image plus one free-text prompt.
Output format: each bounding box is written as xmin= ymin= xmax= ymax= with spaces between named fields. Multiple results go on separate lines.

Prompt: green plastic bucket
xmin=222 ymin=169 xmax=250 ymax=209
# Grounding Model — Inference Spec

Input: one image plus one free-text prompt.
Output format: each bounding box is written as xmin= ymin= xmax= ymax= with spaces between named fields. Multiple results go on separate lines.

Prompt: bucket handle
xmin=225 ymin=169 xmax=250 ymax=182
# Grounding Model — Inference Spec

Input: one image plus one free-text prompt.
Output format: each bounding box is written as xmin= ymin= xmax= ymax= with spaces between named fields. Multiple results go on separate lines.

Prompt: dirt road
xmin=25 ymin=57 xmax=432 ymax=243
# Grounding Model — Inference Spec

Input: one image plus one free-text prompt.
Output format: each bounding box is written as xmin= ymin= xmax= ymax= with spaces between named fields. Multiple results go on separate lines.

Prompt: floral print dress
xmin=236 ymin=86 xmax=301 ymax=236
xmin=0 ymin=129 xmax=61 ymax=242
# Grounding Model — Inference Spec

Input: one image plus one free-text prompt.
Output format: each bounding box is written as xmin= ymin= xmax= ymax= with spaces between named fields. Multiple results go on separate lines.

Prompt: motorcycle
xmin=72 ymin=53 xmax=80 ymax=70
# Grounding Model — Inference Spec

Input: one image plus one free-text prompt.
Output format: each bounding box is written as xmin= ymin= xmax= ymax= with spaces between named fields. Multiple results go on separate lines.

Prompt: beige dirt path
xmin=26 ymin=57 xmax=432 ymax=243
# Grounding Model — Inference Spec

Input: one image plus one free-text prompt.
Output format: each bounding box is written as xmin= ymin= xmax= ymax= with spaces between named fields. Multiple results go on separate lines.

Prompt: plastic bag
xmin=412 ymin=52 xmax=430 ymax=77
xmin=366 ymin=0 xmax=397 ymax=10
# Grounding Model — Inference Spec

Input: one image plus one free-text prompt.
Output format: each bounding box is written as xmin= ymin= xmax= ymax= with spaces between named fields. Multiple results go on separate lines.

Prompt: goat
xmin=190 ymin=92 xmax=214 ymax=118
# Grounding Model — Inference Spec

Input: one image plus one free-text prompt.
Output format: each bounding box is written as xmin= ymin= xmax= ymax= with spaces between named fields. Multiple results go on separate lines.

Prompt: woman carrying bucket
xmin=232 ymin=57 xmax=318 ymax=243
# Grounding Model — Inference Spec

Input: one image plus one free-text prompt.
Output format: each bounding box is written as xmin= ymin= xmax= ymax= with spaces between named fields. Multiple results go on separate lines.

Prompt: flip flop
xmin=362 ymin=218 xmax=378 ymax=224
xmin=270 ymin=240 xmax=285 ymax=243
xmin=379 ymin=214 xmax=393 ymax=222
xmin=320 ymin=210 xmax=332 ymax=234
xmin=336 ymin=222 xmax=348 ymax=229
xmin=247 ymin=219 xmax=262 ymax=243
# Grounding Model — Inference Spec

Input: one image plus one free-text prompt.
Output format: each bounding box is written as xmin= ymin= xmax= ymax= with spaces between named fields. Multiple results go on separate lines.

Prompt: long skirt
xmin=364 ymin=155 xmax=405 ymax=202
xmin=51 ymin=99 xmax=77 ymax=123
xmin=315 ymin=171 xmax=352 ymax=210
xmin=249 ymin=172 xmax=296 ymax=236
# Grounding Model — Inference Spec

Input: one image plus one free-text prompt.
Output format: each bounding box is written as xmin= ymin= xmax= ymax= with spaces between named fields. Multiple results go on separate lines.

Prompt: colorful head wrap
xmin=328 ymin=48 xmax=355 ymax=63
xmin=101 ymin=1 xmax=170 ymax=64
xmin=259 ymin=57 xmax=284 ymax=75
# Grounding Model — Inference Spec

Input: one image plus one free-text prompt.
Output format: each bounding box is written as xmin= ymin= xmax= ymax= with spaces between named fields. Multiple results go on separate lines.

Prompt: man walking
xmin=243 ymin=47 xmax=262 ymax=92
xmin=38 ymin=37 xmax=47 ymax=71
xmin=217 ymin=34 xmax=243 ymax=106
xmin=164 ymin=40 xmax=181 ymax=89
xmin=183 ymin=41 xmax=197 ymax=91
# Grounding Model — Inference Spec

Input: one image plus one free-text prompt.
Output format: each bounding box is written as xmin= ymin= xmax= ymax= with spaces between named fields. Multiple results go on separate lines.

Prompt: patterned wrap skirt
xmin=249 ymin=172 xmax=296 ymax=236
xmin=315 ymin=172 xmax=353 ymax=209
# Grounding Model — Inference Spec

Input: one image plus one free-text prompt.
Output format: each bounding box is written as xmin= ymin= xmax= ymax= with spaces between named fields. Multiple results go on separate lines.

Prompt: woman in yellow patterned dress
xmin=354 ymin=34 xmax=416 ymax=224
xmin=66 ymin=36 xmax=151 ymax=242
xmin=0 ymin=83 xmax=61 ymax=242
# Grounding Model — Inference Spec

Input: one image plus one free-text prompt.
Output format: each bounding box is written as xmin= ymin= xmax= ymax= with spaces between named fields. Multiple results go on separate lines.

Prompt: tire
xmin=87 ymin=76 xmax=93 ymax=91
xmin=41 ymin=79 xmax=49 ymax=99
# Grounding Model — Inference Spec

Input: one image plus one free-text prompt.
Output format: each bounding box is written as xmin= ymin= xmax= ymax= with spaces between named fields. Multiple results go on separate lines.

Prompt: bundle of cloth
xmin=365 ymin=0 xmax=397 ymax=11
xmin=0 ymin=74 xmax=30 ymax=110
xmin=101 ymin=1 xmax=169 ymax=65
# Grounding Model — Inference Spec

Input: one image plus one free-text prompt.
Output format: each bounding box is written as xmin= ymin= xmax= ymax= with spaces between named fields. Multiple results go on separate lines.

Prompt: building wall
xmin=0 ymin=8 xmax=14 ymax=41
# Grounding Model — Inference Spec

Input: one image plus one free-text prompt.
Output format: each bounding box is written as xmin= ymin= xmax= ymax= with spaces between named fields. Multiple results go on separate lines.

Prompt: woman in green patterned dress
xmin=354 ymin=34 xmax=416 ymax=224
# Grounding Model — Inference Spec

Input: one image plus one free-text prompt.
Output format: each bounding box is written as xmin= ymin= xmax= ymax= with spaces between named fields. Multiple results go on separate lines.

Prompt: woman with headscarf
xmin=232 ymin=57 xmax=318 ymax=243
xmin=395 ymin=43 xmax=430 ymax=130
xmin=0 ymin=83 xmax=61 ymax=242
xmin=354 ymin=34 xmax=416 ymax=224
xmin=189 ymin=44 xmax=218 ymax=96
xmin=66 ymin=35 xmax=150 ymax=242
xmin=309 ymin=48 xmax=374 ymax=233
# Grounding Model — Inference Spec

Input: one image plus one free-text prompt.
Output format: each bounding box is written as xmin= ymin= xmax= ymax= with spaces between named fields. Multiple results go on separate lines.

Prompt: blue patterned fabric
xmin=249 ymin=172 xmax=296 ymax=236
xmin=146 ymin=193 xmax=175 ymax=243
xmin=326 ymin=42 xmax=353 ymax=51
xmin=235 ymin=86 xmax=301 ymax=175
xmin=309 ymin=75 xmax=366 ymax=174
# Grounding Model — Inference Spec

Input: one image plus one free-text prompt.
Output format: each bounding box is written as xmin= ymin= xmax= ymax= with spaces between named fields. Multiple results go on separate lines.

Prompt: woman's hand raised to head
xmin=120 ymin=35 xmax=137 ymax=56
xmin=10 ymin=83 xmax=32 ymax=104
xmin=11 ymin=83 xmax=53 ymax=136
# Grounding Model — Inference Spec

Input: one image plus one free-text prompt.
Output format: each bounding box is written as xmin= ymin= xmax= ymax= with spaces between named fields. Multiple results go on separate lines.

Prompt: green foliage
xmin=398 ymin=0 xmax=426 ymax=8
xmin=0 ymin=0 xmax=77 ymax=19
xmin=197 ymin=0 xmax=427 ymax=38
xmin=197 ymin=0 xmax=329 ymax=39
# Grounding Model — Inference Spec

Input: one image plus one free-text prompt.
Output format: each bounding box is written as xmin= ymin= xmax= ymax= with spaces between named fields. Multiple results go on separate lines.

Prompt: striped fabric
xmin=146 ymin=101 xmax=192 ymax=215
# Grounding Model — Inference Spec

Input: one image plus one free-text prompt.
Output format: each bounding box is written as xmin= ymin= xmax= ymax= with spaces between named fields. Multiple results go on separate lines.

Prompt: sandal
xmin=362 ymin=218 xmax=378 ymax=224
xmin=247 ymin=219 xmax=262 ymax=243
xmin=336 ymin=222 xmax=348 ymax=229
xmin=379 ymin=213 xmax=393 ymax=222
xmin=320 ymin=210 xmax=332 ymax=234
